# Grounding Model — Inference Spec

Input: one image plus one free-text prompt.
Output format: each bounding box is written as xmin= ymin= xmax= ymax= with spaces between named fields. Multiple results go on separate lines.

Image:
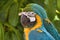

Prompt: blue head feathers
xmin=23 ymin=3 xmax=48 ymax=19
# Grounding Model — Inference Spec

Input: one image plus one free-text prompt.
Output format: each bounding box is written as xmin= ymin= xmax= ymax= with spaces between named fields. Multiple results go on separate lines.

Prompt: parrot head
xmin=19 ymin=3 xmax=48 ymax=28
xmin=19 ymin=12 xmax=37 ymax=28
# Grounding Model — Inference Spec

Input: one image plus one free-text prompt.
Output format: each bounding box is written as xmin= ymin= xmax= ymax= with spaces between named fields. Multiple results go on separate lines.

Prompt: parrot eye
xmin=27 ymin=12 xmax=36 ymax=17
xmin=32 ymin=13 xmax=34 ymax=14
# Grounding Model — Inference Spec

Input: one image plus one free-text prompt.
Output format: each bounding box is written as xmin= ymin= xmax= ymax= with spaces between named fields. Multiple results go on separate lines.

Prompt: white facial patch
xmin=27 ymin=12 xmax=36 ymax=17
xmin=20 ymin=12 xmax=27 ymax=16
xmin=29 ymin=17 xmax=36 ymax=22
xmin=19 ymin=12 xmax=36 ymax=22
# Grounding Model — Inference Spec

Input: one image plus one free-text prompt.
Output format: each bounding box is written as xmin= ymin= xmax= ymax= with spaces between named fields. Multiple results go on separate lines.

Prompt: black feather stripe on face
xmin=21 ymin=14 xmax=36 ymax=28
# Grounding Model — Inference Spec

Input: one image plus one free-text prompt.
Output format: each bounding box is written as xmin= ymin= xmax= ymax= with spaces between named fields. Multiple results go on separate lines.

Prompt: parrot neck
xmin=31 ymin=14 xmax=42 ymax=30
xmin=24 ymin=28 xmax=31 ymax=40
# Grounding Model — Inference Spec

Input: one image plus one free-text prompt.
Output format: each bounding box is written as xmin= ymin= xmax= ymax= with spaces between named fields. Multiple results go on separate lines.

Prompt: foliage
xmin=0 ymin=0 xmax=60 ymax=40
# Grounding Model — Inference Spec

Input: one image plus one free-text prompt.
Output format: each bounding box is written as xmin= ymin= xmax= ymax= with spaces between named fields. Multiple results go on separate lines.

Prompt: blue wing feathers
xmin=29 ymin=30 xmax=55 ymax=40
xmin=43 ymin=19 xmax=60 ymax=40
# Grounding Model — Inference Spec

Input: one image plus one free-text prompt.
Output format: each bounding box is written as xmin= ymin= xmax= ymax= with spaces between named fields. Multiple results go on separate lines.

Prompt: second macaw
xmin=19 ymin=3 xmax=60 ymax=40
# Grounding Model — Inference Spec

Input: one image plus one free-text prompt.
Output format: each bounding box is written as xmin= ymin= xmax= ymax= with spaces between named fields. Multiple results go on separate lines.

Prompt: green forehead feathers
xmin=23 ymin=4 xmax=33 ymax=12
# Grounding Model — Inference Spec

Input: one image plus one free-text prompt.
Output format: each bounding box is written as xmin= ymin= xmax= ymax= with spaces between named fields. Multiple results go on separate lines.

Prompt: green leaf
xmin=0 ymin=0 xmax=8 ymax=10
xmin=13 ymin=0 xmax=18 ymax=3
xmin=44 ymin=0 xmax=56 ymax=21
xmin=0 ymin=23 xmax=4 ymax=40
xmin=18 ymin=0 xmax=26 ymax=7
xmin=5 ymin=32 xmax=18 ymax=40
xmin=0 ymin=0 xmax=13 ymax=23
xmin=4 ymin=32 xmax=12 ymax=40
xmin=8 ymin=3 xmax=19 ymax=26
xmin=22 ymin=0 xmax=45 ymax=8
xmin=57 ymin=0 xmax=60 ymax=11
xmin=32 ymin=0 xmax=45 ymax=6
xmin=11 ymin=33 xmax=18 ymax=40
xmin=4 ymin=23 xmax=22 ymax=40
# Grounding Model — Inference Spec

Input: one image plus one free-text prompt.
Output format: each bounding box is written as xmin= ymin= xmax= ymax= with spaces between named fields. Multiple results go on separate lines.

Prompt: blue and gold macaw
xmin=19 ymin=3 xmax=60 ymax=40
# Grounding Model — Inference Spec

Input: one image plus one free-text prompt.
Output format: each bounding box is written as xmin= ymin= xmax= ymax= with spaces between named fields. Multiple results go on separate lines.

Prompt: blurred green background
xmin=0 ymin=0 xmax=60 ymax=40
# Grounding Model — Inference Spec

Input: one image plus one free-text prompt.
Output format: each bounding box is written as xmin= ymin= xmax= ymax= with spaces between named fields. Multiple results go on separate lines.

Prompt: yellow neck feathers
xmin=31 ymin=14 xmax=42 ymax=30
xmin=24 ymin=14 xmax=42 ymax=40
xmin=24 ymin=28 xmax=31 ymax=40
